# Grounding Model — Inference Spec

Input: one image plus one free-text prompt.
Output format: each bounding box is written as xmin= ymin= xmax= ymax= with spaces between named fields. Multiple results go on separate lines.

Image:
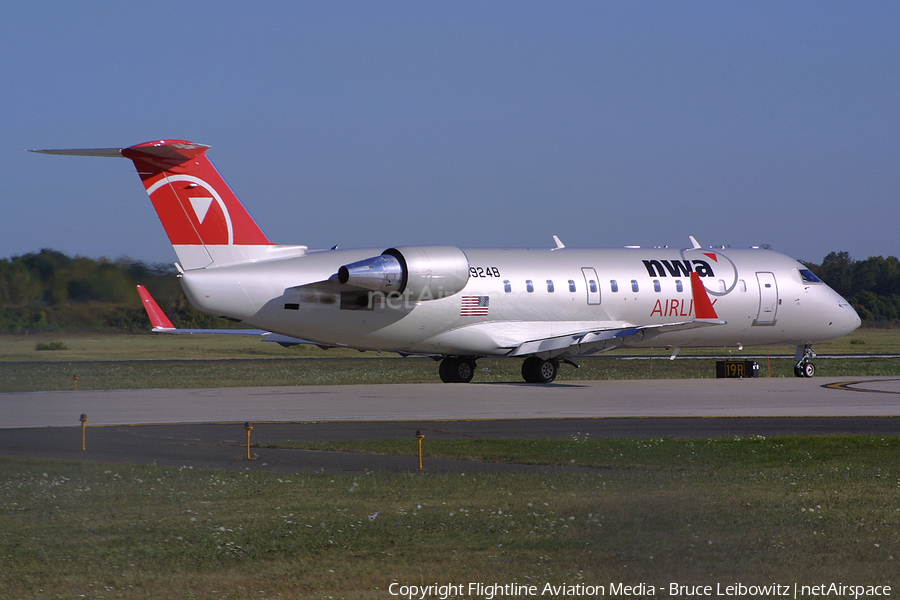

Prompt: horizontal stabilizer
xmin=30 ymin=148 xmax=125 ymax=158
xmin=137 ymin=285 xmax=175 ymax=331
xmin=135 ymin=285 xmax=320 ymax=347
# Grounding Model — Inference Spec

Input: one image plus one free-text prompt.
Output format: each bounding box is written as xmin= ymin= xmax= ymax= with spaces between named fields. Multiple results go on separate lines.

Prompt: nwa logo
xmin=641 ymin=258 xmax=715 ymax=278
xmin=642 ymin=250 xmax=739 ymax=297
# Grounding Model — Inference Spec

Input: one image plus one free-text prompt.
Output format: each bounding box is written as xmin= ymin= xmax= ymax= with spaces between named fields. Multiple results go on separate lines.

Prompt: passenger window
xmin=653 ymin=280 xmax=661 ymax=293
xmin=631 ymin=280 xmax=639 ymax=293
xmin=568 ymin=280 xmax=576 ymax=292
xmin=718 ymin=279 xmax=726 ymax=292
xmin=610 ymin=280 xmax=619 ymax=293
xmin=526 ymin=280 xmax=534 ymax=293
xmin=676 ymin=280 xmax=683 ymax=293
xmin=546 ymin=280 xmax=555 ymax=293
xmin=589 ymin=280 xmax=597 ymax=293
xmin=739 ymin=279 xmax=747 ymax=292
xmin=503 ymin=280 xmax=512 ymax=293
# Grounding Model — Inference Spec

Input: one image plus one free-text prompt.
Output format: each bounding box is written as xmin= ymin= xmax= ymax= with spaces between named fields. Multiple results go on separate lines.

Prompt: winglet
xmin=136 ymin=285 xmax=175 ymax=331
xmin=690 ymin=272 xmax=719 ymax=320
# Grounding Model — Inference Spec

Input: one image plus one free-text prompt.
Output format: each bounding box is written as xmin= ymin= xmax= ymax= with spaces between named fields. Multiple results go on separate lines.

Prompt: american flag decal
xmin=460 ymin=295 xmax=490 ymax=316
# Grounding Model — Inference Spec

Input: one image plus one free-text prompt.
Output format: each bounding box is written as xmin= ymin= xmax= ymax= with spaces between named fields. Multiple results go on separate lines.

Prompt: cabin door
xmin=755 ymin=272 xmax=778 ymax=325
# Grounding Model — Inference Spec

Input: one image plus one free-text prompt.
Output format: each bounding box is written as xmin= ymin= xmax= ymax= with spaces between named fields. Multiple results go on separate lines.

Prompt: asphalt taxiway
xmin=2 ymin=377 xmax=899 ymax=473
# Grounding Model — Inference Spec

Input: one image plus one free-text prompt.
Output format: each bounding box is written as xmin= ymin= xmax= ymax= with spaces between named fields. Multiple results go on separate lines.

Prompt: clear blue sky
xmin=3 ymin=2 xmax=898 ymax=266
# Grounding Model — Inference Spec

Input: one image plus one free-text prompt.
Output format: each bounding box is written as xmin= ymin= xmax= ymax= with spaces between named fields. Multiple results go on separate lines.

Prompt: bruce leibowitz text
xmin=389 ymin=582 xmax=893 ymax=599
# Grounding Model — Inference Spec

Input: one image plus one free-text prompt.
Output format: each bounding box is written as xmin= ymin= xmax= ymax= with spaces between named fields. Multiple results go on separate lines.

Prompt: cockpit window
xmin=799 ymin=269 xmax=823 ymax=284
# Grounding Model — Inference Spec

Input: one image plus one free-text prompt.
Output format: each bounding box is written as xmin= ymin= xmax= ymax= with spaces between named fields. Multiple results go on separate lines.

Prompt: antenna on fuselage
xmin=552 ymin=235 xmax=566 ymax=251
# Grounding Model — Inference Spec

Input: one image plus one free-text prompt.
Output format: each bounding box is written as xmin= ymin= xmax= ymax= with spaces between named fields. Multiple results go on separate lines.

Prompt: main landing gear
xmin=438 ymin=356 xmax=561 ymax=383
xmin=521 ymin=356 xmax=559 ymax=384
xmin=794 ymin=344 xmax=817 ymax=378
xmin=439 ymin=356 xmax=476 ymax=383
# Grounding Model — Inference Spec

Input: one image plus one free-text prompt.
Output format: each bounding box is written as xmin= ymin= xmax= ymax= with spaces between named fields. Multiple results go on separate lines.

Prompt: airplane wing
xmin=506 ymin=316 xmax=724 ymax=356
xmin=136 ymin=285 xmax=324 ymax=347
xmin=506 ymin=272 xmax=726 ymax=356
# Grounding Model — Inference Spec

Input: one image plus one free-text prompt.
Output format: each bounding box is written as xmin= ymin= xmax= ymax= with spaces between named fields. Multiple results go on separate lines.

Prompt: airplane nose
xmin=836 ymin=301 xmax=861 ymax=335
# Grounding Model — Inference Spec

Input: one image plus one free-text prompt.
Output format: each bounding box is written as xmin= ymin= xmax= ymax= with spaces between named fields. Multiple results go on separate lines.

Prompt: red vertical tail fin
xmin=120 ymin=140 xmax=274 ymax=270
xmin=33 ymin=140 xmax=307 ymax=269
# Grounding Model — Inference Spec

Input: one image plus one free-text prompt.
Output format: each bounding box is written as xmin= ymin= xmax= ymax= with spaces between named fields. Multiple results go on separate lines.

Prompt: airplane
xmin=33 ymin=140 xmax=861 ymax=383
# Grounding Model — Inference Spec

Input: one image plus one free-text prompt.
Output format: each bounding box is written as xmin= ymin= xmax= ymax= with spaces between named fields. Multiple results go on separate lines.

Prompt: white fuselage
xmin=178 ymin=245 xmax=861 ymax=358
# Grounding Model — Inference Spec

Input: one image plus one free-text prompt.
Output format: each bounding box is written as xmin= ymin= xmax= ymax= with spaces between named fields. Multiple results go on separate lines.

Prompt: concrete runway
xmin=4 ymin=376 xmax=900 ymax=428
xmin=2 ymin=377 xmax=899 ymax=473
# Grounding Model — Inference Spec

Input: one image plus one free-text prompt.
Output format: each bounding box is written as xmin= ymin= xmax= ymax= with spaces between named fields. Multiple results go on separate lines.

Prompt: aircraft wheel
xmin=439 ymin=357 xmax=476 ymax=383
xmin=793 ymin=361 xmax=816 ymax=378
xmin=522 ymin=357 xmax=559 ymax=384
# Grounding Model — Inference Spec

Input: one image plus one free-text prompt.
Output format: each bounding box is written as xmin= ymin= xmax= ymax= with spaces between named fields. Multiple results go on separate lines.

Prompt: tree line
xmin=0 ymin=248 xmax=897 ymax=333
xmin=803 ymin=252 xmax=900 ymax=323
xmin=0 ymin=249 xmax=226 ymax=333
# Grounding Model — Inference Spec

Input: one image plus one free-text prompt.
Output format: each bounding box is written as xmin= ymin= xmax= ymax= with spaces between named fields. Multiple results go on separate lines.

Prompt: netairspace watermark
xmin=387 ymin=581 xmax=892 ymax=599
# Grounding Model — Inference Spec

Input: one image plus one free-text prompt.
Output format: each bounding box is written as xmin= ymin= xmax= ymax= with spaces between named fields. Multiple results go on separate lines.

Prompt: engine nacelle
xmin=338 ymin=246 xmax=470 ymax=300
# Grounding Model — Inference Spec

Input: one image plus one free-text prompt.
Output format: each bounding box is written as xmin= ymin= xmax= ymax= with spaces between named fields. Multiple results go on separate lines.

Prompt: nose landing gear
xmin=794 ymin=345 xmax=817 ymax=378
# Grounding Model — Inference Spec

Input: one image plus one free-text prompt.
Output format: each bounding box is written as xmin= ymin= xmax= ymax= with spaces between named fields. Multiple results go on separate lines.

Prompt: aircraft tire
xmin=522 ymin=357 xmax=559 ymax=384
xmin=793 ymin=362 xmax=816 ymax=378
xmin=439 ymin=357 xmax=476 ymax=383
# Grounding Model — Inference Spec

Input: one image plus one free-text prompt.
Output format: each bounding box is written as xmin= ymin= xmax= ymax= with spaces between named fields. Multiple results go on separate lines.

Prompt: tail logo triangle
xmin=189 ymin=197 xmax=214 ymax=223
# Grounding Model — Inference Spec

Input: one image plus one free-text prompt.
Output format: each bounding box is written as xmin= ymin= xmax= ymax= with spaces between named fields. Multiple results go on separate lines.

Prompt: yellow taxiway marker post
xmin=416 ymin=430 xmax=425 ymax=470
xmin=244 ymin=422 xmax=257 ymax=460
xmin=79 ymin=414 xmax=88 ymax=450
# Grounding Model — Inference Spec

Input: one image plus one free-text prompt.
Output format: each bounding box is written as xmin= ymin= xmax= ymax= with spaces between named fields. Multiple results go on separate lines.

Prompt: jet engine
xmin=337 ymin=246 xmax=470 ymax=300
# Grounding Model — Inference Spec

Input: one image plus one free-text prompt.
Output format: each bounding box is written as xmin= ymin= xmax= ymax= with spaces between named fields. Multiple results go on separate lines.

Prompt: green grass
xmin=1 ymin=436 xmax=898 ymax=599
xmin=34 ymin=340 xmax=69 ymax=351
xmin=2 ymin=356 xmax=900 ymax=393
xmin=0 ymin=333 xmax=344 ymax=363
xmin=5 ymin=353 xmax=900 ymax=393
xmin=264 ymin=435 xmax=900 ymax=470
xmin=1 ymin=326 xmax=897 ymax=363
xmin=2 ymin=331 xmax=897 ymax=597
xmin=1 ymin=328 xmax=898 ymax=392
